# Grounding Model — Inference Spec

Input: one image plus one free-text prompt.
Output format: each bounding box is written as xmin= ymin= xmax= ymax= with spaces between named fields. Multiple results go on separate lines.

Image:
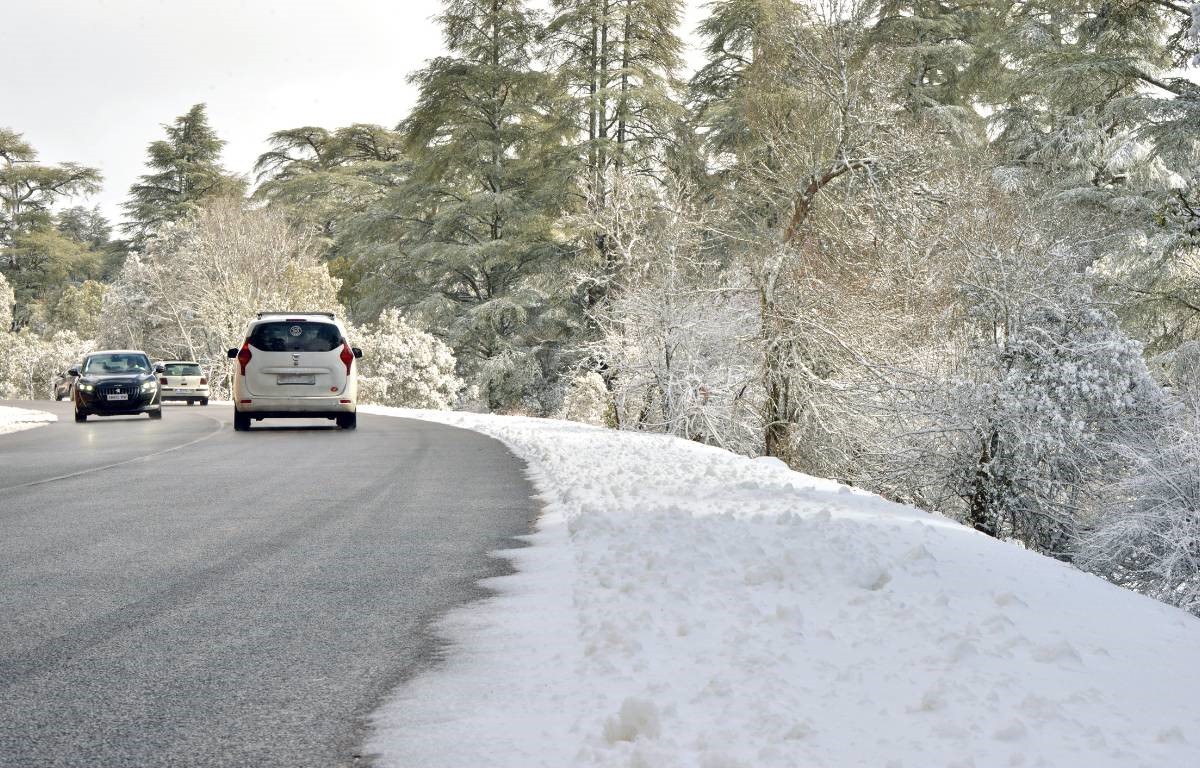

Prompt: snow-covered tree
xmin=353 ymin=308 xmax=462 ymax=410
xmin=690 ymin=0 xmax=943 ymax=462
xmin=877 ymin=200 xmax=1166 ymax=556
xmin=1076 ymin=342 xmax=1200 ymax=615
xmin=0 ymin=328 xmax=93 ymax=400
xmin=559 ymin=371 xmax=613 ymax=427
xmin=0 ymin=272 xmax=13 ymax=332
xmin=1076 ymin=415 xmax=1200 ymax=618
xmin=1075 ymin=338 xmax=1200 ymax=614
xmin=99 ymin=198 xmax=340 ymax=398
xmin=586 ymin=174 xmax=762 ymax=453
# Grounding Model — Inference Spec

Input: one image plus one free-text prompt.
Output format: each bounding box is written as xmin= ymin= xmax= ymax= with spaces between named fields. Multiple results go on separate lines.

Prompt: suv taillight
xmin=237 ymin=343 xmax=252 ymax=376
xmin=339 ymin=342 xmax=354 ymax=376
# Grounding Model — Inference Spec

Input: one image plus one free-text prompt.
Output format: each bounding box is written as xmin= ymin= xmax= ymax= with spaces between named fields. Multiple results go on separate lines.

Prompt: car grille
xmin=98 ymin=382 xmax=133 ymax=398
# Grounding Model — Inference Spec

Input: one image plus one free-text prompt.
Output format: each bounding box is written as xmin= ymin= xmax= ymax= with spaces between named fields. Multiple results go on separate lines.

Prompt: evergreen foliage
xmin=0 ymin=129 xmax=104 ymax=328
xmin=547 ymin=0 xmax=684 ymax=198
xmin=123 ymin=104 xmax=245 ymax=244
xmin=340 ymin=0 xmax=579 ymax=411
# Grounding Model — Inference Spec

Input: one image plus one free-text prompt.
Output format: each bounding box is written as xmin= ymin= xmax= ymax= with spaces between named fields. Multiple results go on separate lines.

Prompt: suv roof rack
xmin=255 ymin=310 xmax=337 ymax=320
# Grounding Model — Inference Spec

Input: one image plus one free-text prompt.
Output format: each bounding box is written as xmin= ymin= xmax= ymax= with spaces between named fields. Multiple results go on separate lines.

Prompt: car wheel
xmin=186 ymin=400 xmax=194 ymax=406
xmin=54 ymin=393 xmax=63 ymax=402
xmin=74 ymin=405 xmax=87 ymax=423
xmin=234 ymin=410 xmax=251 ymax=431
xmin=200 ymin=398 xmax=209 ymax=406
xmin=148 ymin=409 xmax=163 ymax=420
xmin=336 ymin=412 xmax=357 ymax=430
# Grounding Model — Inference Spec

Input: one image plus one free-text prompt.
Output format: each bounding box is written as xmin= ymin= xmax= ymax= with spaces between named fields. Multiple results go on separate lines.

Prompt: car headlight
xmin=141 ymin=379 xmax=157 ymax=391
xmin=79 ymin=383 xmax=94 ymax=392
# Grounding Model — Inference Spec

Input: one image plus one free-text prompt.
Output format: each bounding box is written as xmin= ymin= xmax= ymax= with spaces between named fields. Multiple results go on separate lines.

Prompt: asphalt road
xmin=0 ymin=400 xmax=536 ymax=767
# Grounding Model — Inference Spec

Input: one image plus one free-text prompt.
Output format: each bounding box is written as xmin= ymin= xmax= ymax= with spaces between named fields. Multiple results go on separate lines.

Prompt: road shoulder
xmin=0 ymin=404 xmax=57 ymax=435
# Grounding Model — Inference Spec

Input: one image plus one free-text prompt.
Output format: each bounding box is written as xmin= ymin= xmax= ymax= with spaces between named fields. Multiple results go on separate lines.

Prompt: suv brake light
xmin=237 ymin=343 xmax=252 ymax=376
xmin=339 ymin=342 xmax=354 ymax=375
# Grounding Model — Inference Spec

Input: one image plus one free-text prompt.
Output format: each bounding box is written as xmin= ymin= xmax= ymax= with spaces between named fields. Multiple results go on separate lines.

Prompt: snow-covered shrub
xmin=0 ymin=273 xmax=13 ymax=332
xmin=1075 ymin=342 xmax=1200 ymax=615
xmin=876 ymin=204 xmax=1166 ymax=556
xmin=0 ymin=329 xmax=93 ymax=400
xmin=471 ymin=347 xmax=545 ymax=414
xmin=354 ymin=309 xmax=462 ymax=410
xmin=1076 ymin=417 xmax=1200 ymax=617
xmin=585 ymin=175 xmax=763 ymax=453
xmin=559 ymin=371 xmax=613 ymax=427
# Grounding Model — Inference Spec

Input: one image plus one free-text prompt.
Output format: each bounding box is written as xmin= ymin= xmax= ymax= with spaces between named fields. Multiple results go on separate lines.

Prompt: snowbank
xmin=0 ymin=405 xmax=56 ymax=435
xmin=363 ymin=406 xmax=1200 ymax=768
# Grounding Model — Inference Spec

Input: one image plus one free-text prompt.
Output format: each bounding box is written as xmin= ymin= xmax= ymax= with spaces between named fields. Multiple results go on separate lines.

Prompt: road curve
xmin=0 ymin=400 xmax=536 ymax=767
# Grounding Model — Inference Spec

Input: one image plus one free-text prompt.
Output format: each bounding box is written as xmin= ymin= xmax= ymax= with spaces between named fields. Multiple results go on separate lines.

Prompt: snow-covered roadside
xmin=0 ymin=405 xmax=57 ymax=435
xmin=362 ymin=406 xmax=1200 ymax=768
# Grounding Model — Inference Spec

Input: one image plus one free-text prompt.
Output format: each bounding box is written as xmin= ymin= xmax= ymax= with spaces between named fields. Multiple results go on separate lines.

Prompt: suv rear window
xmin=164 ymin=363 xmax=203 ymax=376
xmin=248 ymin=321 xmax=343 ymax=352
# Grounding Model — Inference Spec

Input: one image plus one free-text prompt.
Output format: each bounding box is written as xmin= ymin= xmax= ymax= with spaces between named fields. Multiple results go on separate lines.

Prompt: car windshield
xmin=84 ymin=354 xmax=152 ymax=374
xmin=164 ymin=363 xmax=203 ymax=376
xmin=248 ymin=321 xmax=343 ymax=352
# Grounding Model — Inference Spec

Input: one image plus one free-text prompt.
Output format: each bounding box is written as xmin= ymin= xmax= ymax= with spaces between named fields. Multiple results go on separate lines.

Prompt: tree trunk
xmin=968 ymin=432 xmax=1000 ymax=537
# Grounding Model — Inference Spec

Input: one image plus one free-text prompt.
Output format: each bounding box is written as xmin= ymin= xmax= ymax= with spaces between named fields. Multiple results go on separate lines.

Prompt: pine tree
xmin=871 ymin=0 xmax=1002 ymax=140
xmin=123 ymin=104 xmax=244 ymax=243
xmin=546 ymin=0 xmax=684 ymax=204
xmin=343 ymin=0 xmax=577 ymax=411
xmin=985 ymin=2 xmax=1199 ymax=355
xmin=253 ymin=124 xmax=408 ymax=311
xmin=545 ymin=0 xmax=685 ymax=318
xmin=254 ymin=124 xmax=405 ymax=238
xmin=688 ymin=0 xmax=811 ymax=164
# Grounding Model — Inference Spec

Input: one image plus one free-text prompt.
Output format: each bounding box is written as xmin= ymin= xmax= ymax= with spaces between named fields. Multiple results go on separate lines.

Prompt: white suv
xmin=227 ymin=311 xmax=362 ymax=431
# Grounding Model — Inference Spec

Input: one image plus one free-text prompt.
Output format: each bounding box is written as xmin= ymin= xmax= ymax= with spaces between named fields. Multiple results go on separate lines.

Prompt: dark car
xmin=52 ymin=369 xmax=79 ymax=401
xmin=71 ymin=350 xmax=164 ymax=422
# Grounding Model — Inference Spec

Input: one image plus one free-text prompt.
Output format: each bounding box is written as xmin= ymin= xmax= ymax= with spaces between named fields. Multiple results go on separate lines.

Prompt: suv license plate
xmin=277 ymin=374 xmax=316 ymax=385
xmin=107 ymin=393 xmax=128 ymax=401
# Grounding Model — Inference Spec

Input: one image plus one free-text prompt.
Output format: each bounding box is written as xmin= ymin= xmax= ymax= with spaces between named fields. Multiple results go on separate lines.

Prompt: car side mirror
xmin=154 ymin=364 xmax=166 ymax=374
xmin=352 ymin=347 xmax=363 ymax=359
xmin=68 ymin=368 xmax=80 ymax=377
xmin=227 ymin=348 xmax=238 ymax=359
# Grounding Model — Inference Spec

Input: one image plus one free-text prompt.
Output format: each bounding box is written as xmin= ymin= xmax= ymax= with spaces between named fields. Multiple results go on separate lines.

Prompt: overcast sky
xmin=7 ymin=0 xmax=705 ymax=228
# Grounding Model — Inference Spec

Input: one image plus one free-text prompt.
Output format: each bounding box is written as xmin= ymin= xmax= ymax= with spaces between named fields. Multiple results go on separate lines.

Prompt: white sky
xmin=6 ymin=0 xmax=706 ymax=229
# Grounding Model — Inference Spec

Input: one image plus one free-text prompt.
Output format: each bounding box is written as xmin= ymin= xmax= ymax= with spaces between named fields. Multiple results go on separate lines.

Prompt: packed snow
xmin=0 ymin=405 xmax=56 ymax=435
xmin=362 ymin=407 xmax=1200 ymax=768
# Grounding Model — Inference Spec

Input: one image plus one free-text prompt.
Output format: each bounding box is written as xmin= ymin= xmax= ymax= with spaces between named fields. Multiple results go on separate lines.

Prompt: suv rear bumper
xmin=235 ymin=396 xmax=355 ymax=416
xmin=162 ymin=388 xmax=211 ymax=401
